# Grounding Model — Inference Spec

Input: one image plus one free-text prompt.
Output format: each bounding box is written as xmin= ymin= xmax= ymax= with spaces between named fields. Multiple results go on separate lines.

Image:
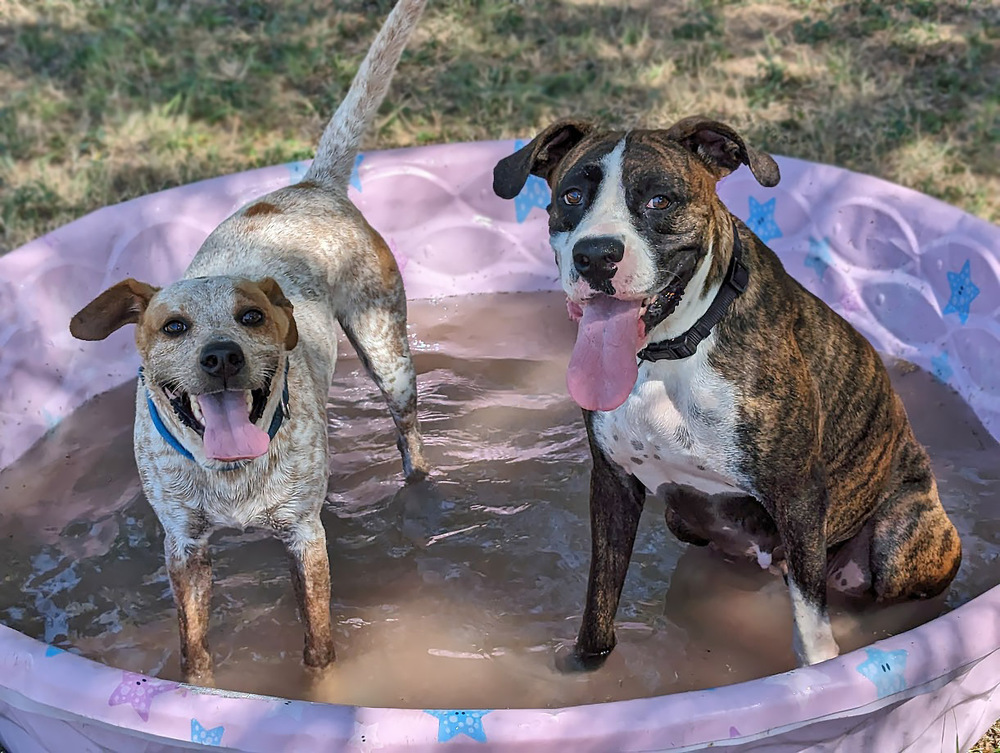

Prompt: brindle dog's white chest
xmin=592 ymin=345 xmax=747 ymax=496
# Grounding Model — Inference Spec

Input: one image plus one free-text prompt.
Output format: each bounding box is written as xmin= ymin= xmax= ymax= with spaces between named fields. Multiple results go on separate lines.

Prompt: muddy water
xmin=1 ymin=291 xmax=998 ymax=709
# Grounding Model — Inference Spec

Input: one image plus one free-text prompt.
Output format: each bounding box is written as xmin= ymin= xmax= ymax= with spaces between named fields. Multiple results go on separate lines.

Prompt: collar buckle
xmin=638 ymin=333 xmax=696 ymax=362
xmin=730 ymin=257 xmax=750 ymax=295
xmin=636 ymin=219 xmax=749 ymax=363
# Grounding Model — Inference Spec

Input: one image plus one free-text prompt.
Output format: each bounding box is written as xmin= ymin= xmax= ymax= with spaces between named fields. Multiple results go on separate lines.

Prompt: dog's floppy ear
xmin=70 ymin=279 xmax=159 ymax=341
xmin=257 ymin=277 xmax=298 ymax=351
xmin=665 ymin=116 xmax=780 ymax=187
xmin=493 ymin=119 xmax=594 ymax=200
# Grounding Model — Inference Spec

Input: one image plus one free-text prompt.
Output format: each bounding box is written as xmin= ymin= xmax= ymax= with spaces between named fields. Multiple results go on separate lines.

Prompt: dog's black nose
xmin=573 ymin=236 xmax=625 ymax=282
xmin=200 ymin=341 xmax=245 ymax=379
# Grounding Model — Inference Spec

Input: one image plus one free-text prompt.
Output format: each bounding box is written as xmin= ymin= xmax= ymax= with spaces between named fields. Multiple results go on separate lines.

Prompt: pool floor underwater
xmin=1 ymin=292 xmax=998 ymax=709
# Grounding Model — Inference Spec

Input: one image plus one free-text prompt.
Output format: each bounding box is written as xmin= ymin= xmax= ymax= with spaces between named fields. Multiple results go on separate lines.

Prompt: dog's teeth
xmin=191 ymin=399 xmax=203 ymax=422
xmin=246 ymin=391 xmax=253 ymax=412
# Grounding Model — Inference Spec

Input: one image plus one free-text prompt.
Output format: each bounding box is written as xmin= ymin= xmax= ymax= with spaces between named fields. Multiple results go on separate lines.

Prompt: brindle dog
xmin=494 ymin=117 xmax=962 ymax=668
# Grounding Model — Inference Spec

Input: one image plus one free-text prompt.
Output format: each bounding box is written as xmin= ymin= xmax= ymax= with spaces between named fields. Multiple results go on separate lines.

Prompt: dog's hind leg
xmin=660 ymin=483 xmax=782 ymax=563
xmin=770 ymin=466 xmax=841 ymax=666
xmin=665 ymin=503 xmax=711 ymax=546
xmin=283 ymin=517 xmax=336 ymax=669
xmin=869 ymin=442 xmax=961 ymax=601
xmin=338 ymin=242 xmax=428 ymax=481
xmin=164 ymin=534 xmax=214 ymax=685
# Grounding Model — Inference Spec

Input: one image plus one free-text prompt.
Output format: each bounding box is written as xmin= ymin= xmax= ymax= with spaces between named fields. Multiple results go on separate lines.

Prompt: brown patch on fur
xmin=286 ymin=537 xmax=336 ymax=668
xmin=664 ymin=116 xmax=780 ymax=187
xmin=286 ymin=180 xmax=320 ymax=191
xmin=242 ymin=277 xmax=298 ymax=350
xmin=624 ymin=130 xmax=738 ymax=290
xmin=69 ymin=279 xmax=159 ymax=341
xmin=367 ymin=223 xmax=400 ymax=288
xmin=244 ymin=201 xmax=281 ymax=217
xmin=493 ymin=119 xmax=595 ymax=199
xmin=167 ymin=546 xmax=214 ymax=683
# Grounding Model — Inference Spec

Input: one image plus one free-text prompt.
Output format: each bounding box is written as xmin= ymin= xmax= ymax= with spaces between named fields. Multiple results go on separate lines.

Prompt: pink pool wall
xmin=1 ymin=140 xmax=999 ymax=752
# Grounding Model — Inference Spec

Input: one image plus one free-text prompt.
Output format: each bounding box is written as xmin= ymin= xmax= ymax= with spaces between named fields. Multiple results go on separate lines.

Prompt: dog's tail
xmin=304 ymin=0 xmax=427 ymax=190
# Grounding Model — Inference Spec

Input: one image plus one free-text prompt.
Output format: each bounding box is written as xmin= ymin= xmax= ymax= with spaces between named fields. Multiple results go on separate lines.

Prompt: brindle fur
xmin=69 ymin=0 xmax=429 ymax=684
xmin=495 ymin=116 xmax=962 ymax=669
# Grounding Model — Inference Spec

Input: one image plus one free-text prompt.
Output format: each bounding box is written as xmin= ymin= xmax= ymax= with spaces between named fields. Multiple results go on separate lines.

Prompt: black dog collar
xmin=637 ymin=220 xmax=749 ymax=362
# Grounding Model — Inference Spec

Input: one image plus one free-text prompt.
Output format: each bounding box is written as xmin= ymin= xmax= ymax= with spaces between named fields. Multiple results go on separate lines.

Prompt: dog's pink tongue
xmin=567 ymin=296 xmax=642 ymax=411
xmin=196 ymin=391 xmax=269 ymax=461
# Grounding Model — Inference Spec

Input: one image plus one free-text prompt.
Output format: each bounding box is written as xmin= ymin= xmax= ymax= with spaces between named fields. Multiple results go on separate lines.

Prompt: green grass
xmin=0 ymin=1 xmax=998 ymax=748
xmin=0 ymin=0 xmax=998 ymax=252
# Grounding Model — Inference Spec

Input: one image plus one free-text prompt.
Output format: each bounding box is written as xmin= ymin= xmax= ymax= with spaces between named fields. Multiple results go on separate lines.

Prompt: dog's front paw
xmin=183 ymin=668 xmax=216 ymax=688
xmin=793 ymin=633 xmax=840 ymax=666
xmin=555 ymin=643 xmax=612 ymax=674
xmin=403 ymin=462 xmax=430 ymax=484
xmin=304 ymin=640 xmax=336 ymax=669
xmin=400 ymin=437 xmax=430 ymax=484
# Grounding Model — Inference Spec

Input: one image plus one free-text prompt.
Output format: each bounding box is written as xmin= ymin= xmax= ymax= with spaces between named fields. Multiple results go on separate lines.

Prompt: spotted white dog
xmin=70 ymin=0 xmax=429 ymax=684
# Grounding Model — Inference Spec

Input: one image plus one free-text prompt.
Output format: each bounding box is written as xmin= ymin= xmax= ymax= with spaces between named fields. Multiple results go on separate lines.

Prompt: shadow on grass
xmin=0 ymin=0 xmax=997 ymax=249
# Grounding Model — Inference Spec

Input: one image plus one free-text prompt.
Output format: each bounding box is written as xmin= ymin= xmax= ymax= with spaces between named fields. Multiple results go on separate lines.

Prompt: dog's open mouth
xmin=567 ymin=287 xmax=685 ymax=339
xmin=162 ymin=383 xmax=272 ymax=462
xmin=564 ymin=284 xmax=686 ymax=414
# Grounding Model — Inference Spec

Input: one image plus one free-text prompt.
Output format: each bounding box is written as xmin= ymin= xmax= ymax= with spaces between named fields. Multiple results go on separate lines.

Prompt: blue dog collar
xmin=139 ymin=361 xmax=290 ymax=462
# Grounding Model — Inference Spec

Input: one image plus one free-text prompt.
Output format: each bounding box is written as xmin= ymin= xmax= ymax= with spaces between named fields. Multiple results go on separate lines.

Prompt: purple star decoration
xmin=108 ymin=671 xmax=178 ymax=722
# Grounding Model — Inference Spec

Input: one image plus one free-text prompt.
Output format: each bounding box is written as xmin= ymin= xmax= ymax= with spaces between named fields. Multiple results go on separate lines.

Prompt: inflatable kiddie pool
xmin=1 ymin=140 xmax=999 ymax=752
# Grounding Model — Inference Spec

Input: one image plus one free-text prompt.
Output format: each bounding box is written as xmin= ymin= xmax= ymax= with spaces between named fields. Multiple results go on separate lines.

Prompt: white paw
xmin=794 ymin=633 xmax=840 ymax=666
xmin=788 ymin=578 xmax=840 ymax=666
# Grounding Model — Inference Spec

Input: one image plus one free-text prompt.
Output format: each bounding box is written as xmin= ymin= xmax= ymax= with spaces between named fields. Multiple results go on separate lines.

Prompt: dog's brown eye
xmin=646 ymin=195 xmax=670 ymax=210
xmin=562 ymin=188 xmax=584 ymax=206
xmin=162 ymin=319 xmax=188 ymax=336
xmin=239 ymin=308 xmax=265 ymax=327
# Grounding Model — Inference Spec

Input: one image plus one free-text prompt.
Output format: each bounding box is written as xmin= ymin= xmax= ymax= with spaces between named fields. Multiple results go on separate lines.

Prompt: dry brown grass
xmin=974 ymin=721 xmax=1000 ymax=753
xmin=1 ymin=0 xmax=997 ymax=252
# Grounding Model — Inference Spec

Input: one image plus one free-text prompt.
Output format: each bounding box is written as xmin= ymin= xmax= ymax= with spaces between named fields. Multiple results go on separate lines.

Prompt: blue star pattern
xmin=942 ymin=259 xmax=979 ymax=324
xmin=805 ymin=236 xmax=833 ymax=280
xmin=746 ymin=196 xmax=782 ymax=243
xmin=41 ymin=408 xmax=61 ymax=431
xmin=350 ymin=153 xmax=365 ymax=192
xmin=44 ymin=645 xmax=65 ymax=657
xmin=931 ymin=351 xmax=953 ymax=382
xmin=191 ymin=719 xmax=225 ymax=746
xmin=512 ymin=139 xmax=551 ymax=223
xmin=856 ymin=647 xmax=907 ymax=699
xmin=285 ymin=160 xmax=309 ymax=185
xmin=424 ymin=709 xmax=491 ymax=743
